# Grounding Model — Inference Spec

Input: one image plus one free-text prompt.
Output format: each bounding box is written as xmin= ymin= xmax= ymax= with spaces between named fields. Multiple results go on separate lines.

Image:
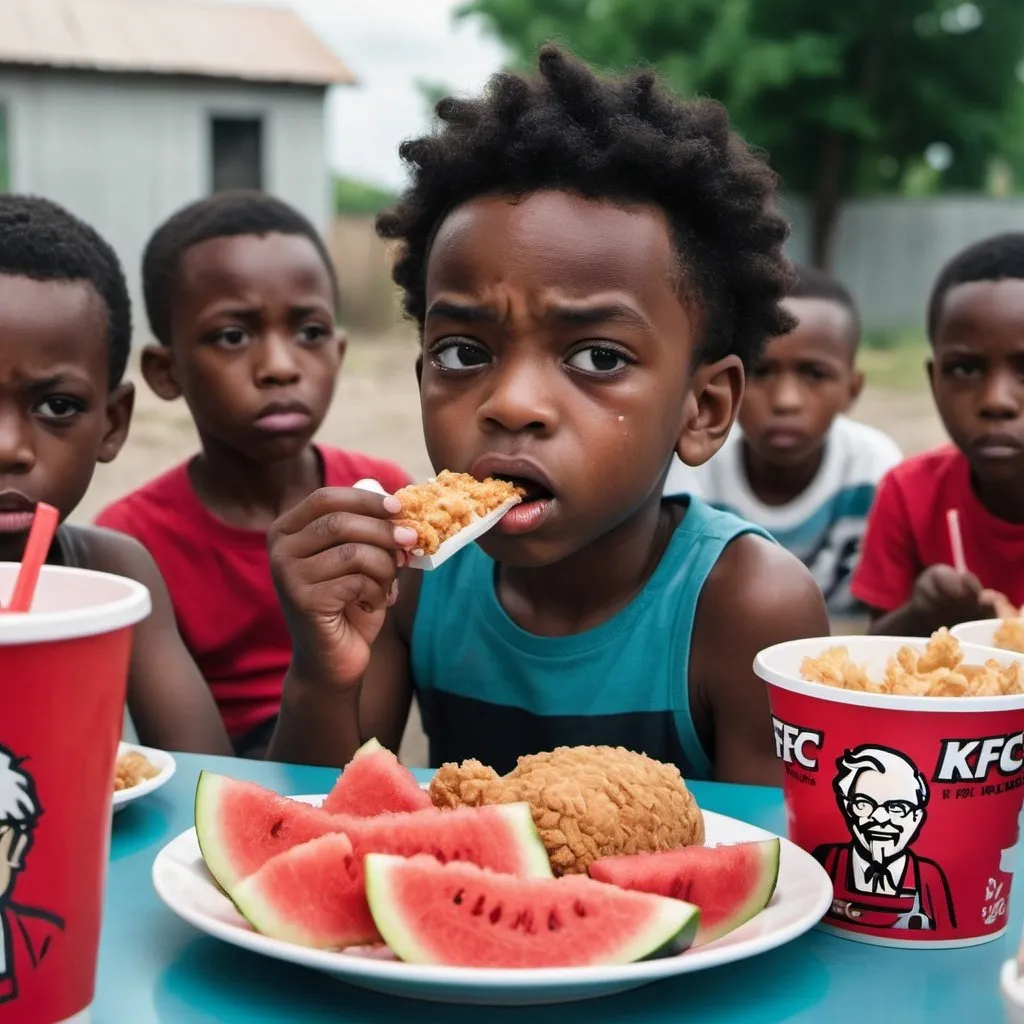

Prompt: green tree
xmin=333 ymin=174 xmax=398 ymax=216
xmin=458 ymin=0 xmax=1024 ymax=267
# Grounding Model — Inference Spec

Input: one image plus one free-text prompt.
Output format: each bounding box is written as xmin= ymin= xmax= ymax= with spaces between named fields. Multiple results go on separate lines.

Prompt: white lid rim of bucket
xmin=755 ymin=635 xmax=1024 ymax=714
xmin=0 ymin=564 xmax=151 ymax=645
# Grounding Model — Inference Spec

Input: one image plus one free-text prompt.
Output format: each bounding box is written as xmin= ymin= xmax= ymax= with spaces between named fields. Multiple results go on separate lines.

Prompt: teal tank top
xmin=411 ymin=497 xmax=771 ymax=777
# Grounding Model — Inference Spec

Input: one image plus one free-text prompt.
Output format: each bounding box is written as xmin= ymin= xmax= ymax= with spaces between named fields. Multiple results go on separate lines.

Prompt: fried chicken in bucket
xmin=391 ymin=471 xmax=524 ymax=556
xmin=429 ymin=745 xmax=705 ymax=876
xmin=800 ymin=628 xmax=1024 ymax=697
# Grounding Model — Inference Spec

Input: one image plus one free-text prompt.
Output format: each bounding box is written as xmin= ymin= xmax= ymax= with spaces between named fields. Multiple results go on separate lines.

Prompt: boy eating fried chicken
xmin=264 ymin=46 xmax=829 ymax=785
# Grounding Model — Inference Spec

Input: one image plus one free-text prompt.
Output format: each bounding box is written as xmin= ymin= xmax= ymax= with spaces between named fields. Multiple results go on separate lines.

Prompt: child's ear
xmin=415 ymin=352 xmax=423 ymax=387
xmin=335 ymin=328 xmax=348 ymax=368
xmin=847 ymin=368 xmax=865 ymax=407
xmin=676 ymin=355 xmax=744 ymax=467
xmin=140 ymin=343 xmax=181 ymax=401
xmin=98 ymin=382 xmax=135 ymax=465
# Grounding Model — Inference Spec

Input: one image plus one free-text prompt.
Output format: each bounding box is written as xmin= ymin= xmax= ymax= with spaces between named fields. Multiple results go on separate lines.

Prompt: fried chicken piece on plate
xmin=429 ymin=745 xmax=704 ymax=876
xmin=391 ymin=471 xmax=523 ymax=556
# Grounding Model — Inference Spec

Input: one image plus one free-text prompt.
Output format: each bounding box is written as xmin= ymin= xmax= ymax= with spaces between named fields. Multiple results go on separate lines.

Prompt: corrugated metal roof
xmin=0 ymin=0 xmax=356 ymax=87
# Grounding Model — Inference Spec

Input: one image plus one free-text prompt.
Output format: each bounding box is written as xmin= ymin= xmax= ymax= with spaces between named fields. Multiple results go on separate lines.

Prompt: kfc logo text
xmin=933 ymin=732 xmax=1024 ymax=783
xmin=773 ymin=717 xmax=823 ymax=770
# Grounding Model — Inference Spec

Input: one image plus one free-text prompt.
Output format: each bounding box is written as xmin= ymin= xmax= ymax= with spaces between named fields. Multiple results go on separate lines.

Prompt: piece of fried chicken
xmin=391 ymin=471 xmax=523 ymax=556
xmin=429 ymin=745 xmax=705 ymax=876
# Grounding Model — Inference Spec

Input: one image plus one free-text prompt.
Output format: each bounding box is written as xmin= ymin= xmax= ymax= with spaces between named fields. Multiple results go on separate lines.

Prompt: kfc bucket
xmin=754 ymin=634 xmax=1024 ymax=948
xmin=0 ymin=563 xmax=150 ymax=1023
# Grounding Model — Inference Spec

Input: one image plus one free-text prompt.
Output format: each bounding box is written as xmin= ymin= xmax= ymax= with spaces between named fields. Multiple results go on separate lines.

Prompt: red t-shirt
xmin=95 ymin=446 xmax=410 ymax=740
xmin=851 ymin=444 xmax=1024 ymax=612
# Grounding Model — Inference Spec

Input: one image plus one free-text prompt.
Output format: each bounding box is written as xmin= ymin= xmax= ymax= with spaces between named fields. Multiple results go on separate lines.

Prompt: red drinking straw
xmin=6 ymin=502 xmax=59 ymax=612
xmin=946 ymin=508 xmax=968 ymax=575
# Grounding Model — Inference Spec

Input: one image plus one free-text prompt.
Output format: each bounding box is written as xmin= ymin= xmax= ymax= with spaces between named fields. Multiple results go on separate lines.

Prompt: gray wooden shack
xmin=0 ymin=0 xmax=354 ymax=341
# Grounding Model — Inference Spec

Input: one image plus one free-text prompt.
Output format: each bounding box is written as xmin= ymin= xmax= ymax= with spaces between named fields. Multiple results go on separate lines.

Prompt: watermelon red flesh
xmin=322 ymin=738 xmax=432 ymax=817
xmin=232 ymin=834 xmax=368 ymax=949
xmin=587 ymin=838 xmax=780 ymax=946
xmin=195 ymin=773 xmax=350 ymax=892
xmin=364 ymin=854 xmax=699 ymax=968
xmin=194 ymin=772 xmax=553 ymax=897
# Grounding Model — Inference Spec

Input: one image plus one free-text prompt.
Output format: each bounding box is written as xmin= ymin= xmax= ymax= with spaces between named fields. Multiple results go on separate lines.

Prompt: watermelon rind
xmin=490 ymin=803 xmax=554 ymax=879
xmin=364 ymin=854 xmax=699 ymax=968
xmin=355 ymin=737 xmax=383 ymax=757
xmin=704 ymin=838 xmax=780 ymax=944
xmin=194 ymin=772 xmax=236 ymax=893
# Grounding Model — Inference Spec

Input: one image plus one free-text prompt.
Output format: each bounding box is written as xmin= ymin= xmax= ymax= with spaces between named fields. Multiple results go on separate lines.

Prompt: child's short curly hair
xmin=927 ymin=232 xmax=1024 ymax=342
xmin=0 ymin=195 xmax=132 ymax=387
xmin=142 ymin=190 xmax=338 ymax=347
xmin=377 ymin=45 xmax=796 ymax=370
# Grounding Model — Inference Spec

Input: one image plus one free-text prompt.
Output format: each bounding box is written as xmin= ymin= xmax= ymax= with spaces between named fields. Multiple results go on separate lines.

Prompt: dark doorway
xmin=210 ymin=116 xmax=263 ymax=192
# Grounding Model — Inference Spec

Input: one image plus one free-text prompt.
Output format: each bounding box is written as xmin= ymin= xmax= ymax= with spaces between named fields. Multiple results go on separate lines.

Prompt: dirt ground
xmin=76 ymin=331 xmax=946 ymax=767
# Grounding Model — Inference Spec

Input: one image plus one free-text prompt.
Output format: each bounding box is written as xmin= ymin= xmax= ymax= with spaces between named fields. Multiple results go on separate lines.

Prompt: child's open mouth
xmin=490 ymin=474 xmax=556 ymax=535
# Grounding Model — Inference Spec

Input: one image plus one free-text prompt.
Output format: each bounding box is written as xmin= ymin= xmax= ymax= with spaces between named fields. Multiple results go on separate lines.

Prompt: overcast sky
xmin=240 ymin=0 xmax=508 ymax=190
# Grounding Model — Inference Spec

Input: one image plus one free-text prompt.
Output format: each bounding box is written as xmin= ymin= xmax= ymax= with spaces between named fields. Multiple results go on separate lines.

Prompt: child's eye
xmin=213 ymin=327 xmax=248 ymax=348
xmin=432 ymin=341 xmax=491 ymax=370
xmin=298 ymin=324 xmax=330 ymax=345
xmin=36 ymin=396 xmax=84 ymax=421
xmin=566 ymin=345 xmax=630 ymax=375
xmin=800 ymin=365 xmax=834 ymax=382
xmin=944 ymin=360 xmax=982 ymax=379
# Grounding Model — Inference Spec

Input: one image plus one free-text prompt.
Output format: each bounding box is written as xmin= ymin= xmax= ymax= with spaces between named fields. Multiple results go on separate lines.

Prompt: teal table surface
xmin=98 ymin=753 xmax=1017 ymax=1022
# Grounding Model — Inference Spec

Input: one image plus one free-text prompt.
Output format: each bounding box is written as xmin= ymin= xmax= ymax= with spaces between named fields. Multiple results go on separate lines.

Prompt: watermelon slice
xmin=587 ymin=838 xmax=780 ymax=946
xmin=195 ymin=773 xmax=349 ymax=892
xmin=232 ymin=834 xmax=368 ymax=949
xmin=322 ymin=738 xmax=432 ymax=816
xmin=195 ymin=772 xmax=553 ymax=896
xmin=364 ymin=854 xmax=700 ymax=968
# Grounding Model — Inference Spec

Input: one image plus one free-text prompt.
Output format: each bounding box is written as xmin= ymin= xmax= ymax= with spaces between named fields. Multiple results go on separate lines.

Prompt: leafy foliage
xmin=458 ymin=0 xmax=1024 ymax=263
xmin=333 ymin=175 xmax=398 ymax=216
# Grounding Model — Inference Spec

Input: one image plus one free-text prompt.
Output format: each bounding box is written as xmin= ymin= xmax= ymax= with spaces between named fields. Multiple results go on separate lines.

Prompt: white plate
xmin=151 ymin=797 xmax=833 ymax=1005
xmin=112 ymin=742 xmax=176 ymax=814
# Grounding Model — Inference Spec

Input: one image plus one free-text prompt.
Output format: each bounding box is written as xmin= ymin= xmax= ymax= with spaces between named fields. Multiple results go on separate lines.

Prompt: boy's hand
xmin=910 ymin=565 xmax=1002 ymax=628
xmin=268 ymin=488 xmax=418 ymax=689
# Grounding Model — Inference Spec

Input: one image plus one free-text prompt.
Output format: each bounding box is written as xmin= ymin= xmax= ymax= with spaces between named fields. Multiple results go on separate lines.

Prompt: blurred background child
xmin=666 ymin=265 xmax=901 ymax=620
xmin=853 ymin=233 xmax=1024 ymax=635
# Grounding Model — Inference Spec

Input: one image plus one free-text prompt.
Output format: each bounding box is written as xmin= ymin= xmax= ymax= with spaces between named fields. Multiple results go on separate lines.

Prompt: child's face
xmin=142 ymin=233 xmax=345 ymax=464
xmin=930 ymin=279 xmax=1024 ymax=485
xmin=0 ymin=275 xmax=132 ymax=561
xmin=739 ymin=297 xmax=861 ymax=468
xmin=418 ymin=189 xmax=739 ymax=567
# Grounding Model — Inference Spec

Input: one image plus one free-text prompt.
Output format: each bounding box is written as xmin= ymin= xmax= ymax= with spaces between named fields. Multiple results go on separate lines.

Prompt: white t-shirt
xmin=664 ymin=416 xmax=902 ymax=615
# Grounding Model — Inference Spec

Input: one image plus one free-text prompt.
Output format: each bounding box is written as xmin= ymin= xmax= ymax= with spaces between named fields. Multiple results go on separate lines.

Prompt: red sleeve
xmin=93 ymin=497 xmax=139 ymax=538
xmin=374 ymin=459 xmax=413 ymax=494
xmin=849 ymin=469 xmax=921 ymax=612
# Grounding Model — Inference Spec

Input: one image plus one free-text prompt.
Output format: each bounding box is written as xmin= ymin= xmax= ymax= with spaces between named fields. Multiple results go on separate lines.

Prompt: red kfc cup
xmin=755 ymin=635 xmax=1024 ymax=949
xmin=0 ymin=563 xmax=150 ymax=1023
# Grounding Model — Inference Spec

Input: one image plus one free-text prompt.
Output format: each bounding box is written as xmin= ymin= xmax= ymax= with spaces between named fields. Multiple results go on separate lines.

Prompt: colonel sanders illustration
xmin=0 ymin=747 xmax=64 ymax=1004
xmin=813 ymin=745 xmax=956 ymax=931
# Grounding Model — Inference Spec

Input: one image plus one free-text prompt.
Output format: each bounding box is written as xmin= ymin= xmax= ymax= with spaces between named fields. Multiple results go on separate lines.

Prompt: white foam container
xmin=952 ymin=619 xmax=1024 ymax=657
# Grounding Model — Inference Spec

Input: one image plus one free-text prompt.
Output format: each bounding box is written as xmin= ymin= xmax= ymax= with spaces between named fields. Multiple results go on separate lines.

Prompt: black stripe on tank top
xmin=418 ymin=688 xmax=703 ymax=777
